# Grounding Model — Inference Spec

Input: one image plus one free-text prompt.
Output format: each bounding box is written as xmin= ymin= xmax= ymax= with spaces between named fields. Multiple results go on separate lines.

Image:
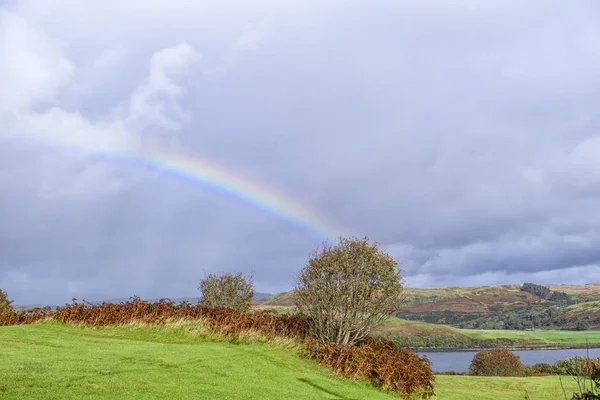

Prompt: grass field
xmin=0 ymin=321 xmax=587 ymax=399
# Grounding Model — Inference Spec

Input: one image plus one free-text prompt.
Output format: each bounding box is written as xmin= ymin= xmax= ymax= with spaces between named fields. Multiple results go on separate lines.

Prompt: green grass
xmin=0 ymin=320 xmax=589 ymax=399
xmin=435 ymin=375 xmax=579 ymax=400
xmin=0 ymin=320 xmax=394 ymax=400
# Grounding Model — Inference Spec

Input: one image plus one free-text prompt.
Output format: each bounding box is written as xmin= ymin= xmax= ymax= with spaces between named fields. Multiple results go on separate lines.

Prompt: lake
xmin=419 ymin=348 xmax=600 ymax=373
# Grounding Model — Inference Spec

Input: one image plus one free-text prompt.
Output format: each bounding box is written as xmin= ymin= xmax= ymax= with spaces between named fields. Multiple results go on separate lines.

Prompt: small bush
xmin=304 ymin=337 xmax=434 ymax=399
xmin=531 ymin=362 xmax=554 ymax=375
xmin=469 ymin=347 xmax=525 ymax=376
xmin=198 ymin=271 xmax=254 ymax=312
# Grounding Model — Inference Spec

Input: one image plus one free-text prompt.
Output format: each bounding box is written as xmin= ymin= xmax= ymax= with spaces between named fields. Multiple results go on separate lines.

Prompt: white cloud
xmin=127 ymin=42 xmax=200 ymax=132
xmin=0 ymin=11 xmax=74 ymax=118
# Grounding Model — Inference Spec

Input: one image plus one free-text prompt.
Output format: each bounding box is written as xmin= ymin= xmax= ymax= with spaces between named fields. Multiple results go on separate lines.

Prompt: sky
xmin=2 ymin=0 xmax=600 ymax=305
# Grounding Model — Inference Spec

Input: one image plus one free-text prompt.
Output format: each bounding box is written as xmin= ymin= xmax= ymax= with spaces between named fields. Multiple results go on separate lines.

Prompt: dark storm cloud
xmin=2 ymin=0 xmax=600 ymax=304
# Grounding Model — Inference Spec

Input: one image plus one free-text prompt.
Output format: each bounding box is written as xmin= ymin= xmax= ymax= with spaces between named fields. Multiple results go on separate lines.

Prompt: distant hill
xmin=256 ymin=283 xmax=600 ymax=330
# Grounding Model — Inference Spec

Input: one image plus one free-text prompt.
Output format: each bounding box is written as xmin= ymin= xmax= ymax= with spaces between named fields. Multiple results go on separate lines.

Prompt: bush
xmin=294 ymin=236 xmax=405 ymax=345
xmin=553 ymin=356 xmax=600 ymax=377
xmin=0 ymin=289 xmax=14 ymax=314
xmin=304 ymin=337 xmax=434 ymax=399
xmin=198 ymin=271 xmax=254 ymax=312
xmin=468 ymin=347 xmax=525 ymax=376
xmin=531 ymin=362 xmax=554 ymax=375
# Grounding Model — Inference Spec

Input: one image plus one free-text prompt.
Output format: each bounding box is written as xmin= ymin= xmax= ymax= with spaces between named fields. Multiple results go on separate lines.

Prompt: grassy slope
xmin=0 ymin=321 xmax=583 ymax=400
xmin=0 ymin=321 xmax=395 ymax=400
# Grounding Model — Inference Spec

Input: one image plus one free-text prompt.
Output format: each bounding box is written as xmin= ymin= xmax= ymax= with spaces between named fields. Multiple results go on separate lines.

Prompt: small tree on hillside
xmin=0 ymin=289 xmax=14 ymax=314
xmin=198 ymin=271 xmax=255 ymax=312
xmin=294 ymin=236 xmax=405 ymax=345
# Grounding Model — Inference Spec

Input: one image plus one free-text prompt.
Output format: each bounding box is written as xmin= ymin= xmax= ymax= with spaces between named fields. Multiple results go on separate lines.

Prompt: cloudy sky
xmin=2 ymin=0 xmax=600 ymax=305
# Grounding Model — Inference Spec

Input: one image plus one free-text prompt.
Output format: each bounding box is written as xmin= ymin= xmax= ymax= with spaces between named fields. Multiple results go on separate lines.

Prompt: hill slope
xmin=257 ymin=283 xmax=600 ymax=330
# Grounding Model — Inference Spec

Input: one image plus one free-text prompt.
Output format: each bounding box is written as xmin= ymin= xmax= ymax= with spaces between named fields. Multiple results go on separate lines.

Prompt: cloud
xmin=127 ymin=42 xmax=200 ymax=132
xmin=2 ymin=0 xmax=600 ymax=304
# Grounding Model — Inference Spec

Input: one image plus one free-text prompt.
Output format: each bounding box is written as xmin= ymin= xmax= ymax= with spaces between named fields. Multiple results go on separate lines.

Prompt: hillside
xmin=256 ymin=283 xmax=600 ymax=310
xmin=256 ymin=283 xmax=600 ymax=331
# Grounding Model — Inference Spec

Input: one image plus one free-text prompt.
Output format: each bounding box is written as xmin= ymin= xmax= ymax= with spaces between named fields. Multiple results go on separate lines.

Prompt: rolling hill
xmin=255 ymin=283 xmax=600 ymax=331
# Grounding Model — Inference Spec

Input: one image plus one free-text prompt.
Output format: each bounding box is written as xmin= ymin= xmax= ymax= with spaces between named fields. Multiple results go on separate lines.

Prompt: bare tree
xmin=294 ymin=236 xmax=405 ymax=345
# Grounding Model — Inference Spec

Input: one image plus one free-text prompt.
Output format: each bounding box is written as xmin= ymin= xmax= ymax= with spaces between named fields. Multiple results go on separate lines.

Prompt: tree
xmin=468 ymin=347 xmax=525 ymax=377
xmin=198 ymin=271 xmax=254 ymax=312
xmin=0 ymin=289 xmax=14 ymax=314
xmin=294 ymin=236 xmax=405 ymax=345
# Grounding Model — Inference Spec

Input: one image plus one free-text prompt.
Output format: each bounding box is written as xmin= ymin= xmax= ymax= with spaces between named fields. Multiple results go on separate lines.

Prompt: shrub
xmin=0 ymin=306 xmax=53 ymax=326
xmin=553 ymin=356 xmax=600 ymax=377
xmin=468 ymin=347 xmax=525 ymax=376
xmin=294 ymin=236 xmax=405 ymax=345
xmin=531 ymin=362 xmax=554 ymax=375
xmin=304 ymin=337 xmax=434 ymax=399
xmin=198 ymin=271 xmax=254 ymax=312
xmin=0 ymin=289 xmax=14 ymax=314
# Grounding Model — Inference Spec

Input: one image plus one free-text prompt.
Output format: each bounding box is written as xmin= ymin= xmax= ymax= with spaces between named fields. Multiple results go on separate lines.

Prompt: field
xmin=434 ymin=375 xmax=578 ymax=400
xmin=0 ymin=321 xmax=584 ymax=400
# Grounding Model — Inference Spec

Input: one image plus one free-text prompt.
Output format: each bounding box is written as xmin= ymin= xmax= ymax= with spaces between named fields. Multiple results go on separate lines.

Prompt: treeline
xmin=520 ymin=282 xmax=570 ymax=302
xmin=457 ymin=304 xmax=561 ymax=330
xmin=398 ymin=303 xmax=597 ymax=331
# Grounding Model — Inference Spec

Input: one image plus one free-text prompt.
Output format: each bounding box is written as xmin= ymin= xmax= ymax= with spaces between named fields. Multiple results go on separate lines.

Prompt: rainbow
xmin=134 ymin=143 xmax=343 ymax=240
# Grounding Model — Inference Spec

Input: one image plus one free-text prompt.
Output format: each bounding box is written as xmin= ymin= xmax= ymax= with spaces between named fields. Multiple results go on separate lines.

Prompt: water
xmin=418 ymin=348 xmax=600 ymax=373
